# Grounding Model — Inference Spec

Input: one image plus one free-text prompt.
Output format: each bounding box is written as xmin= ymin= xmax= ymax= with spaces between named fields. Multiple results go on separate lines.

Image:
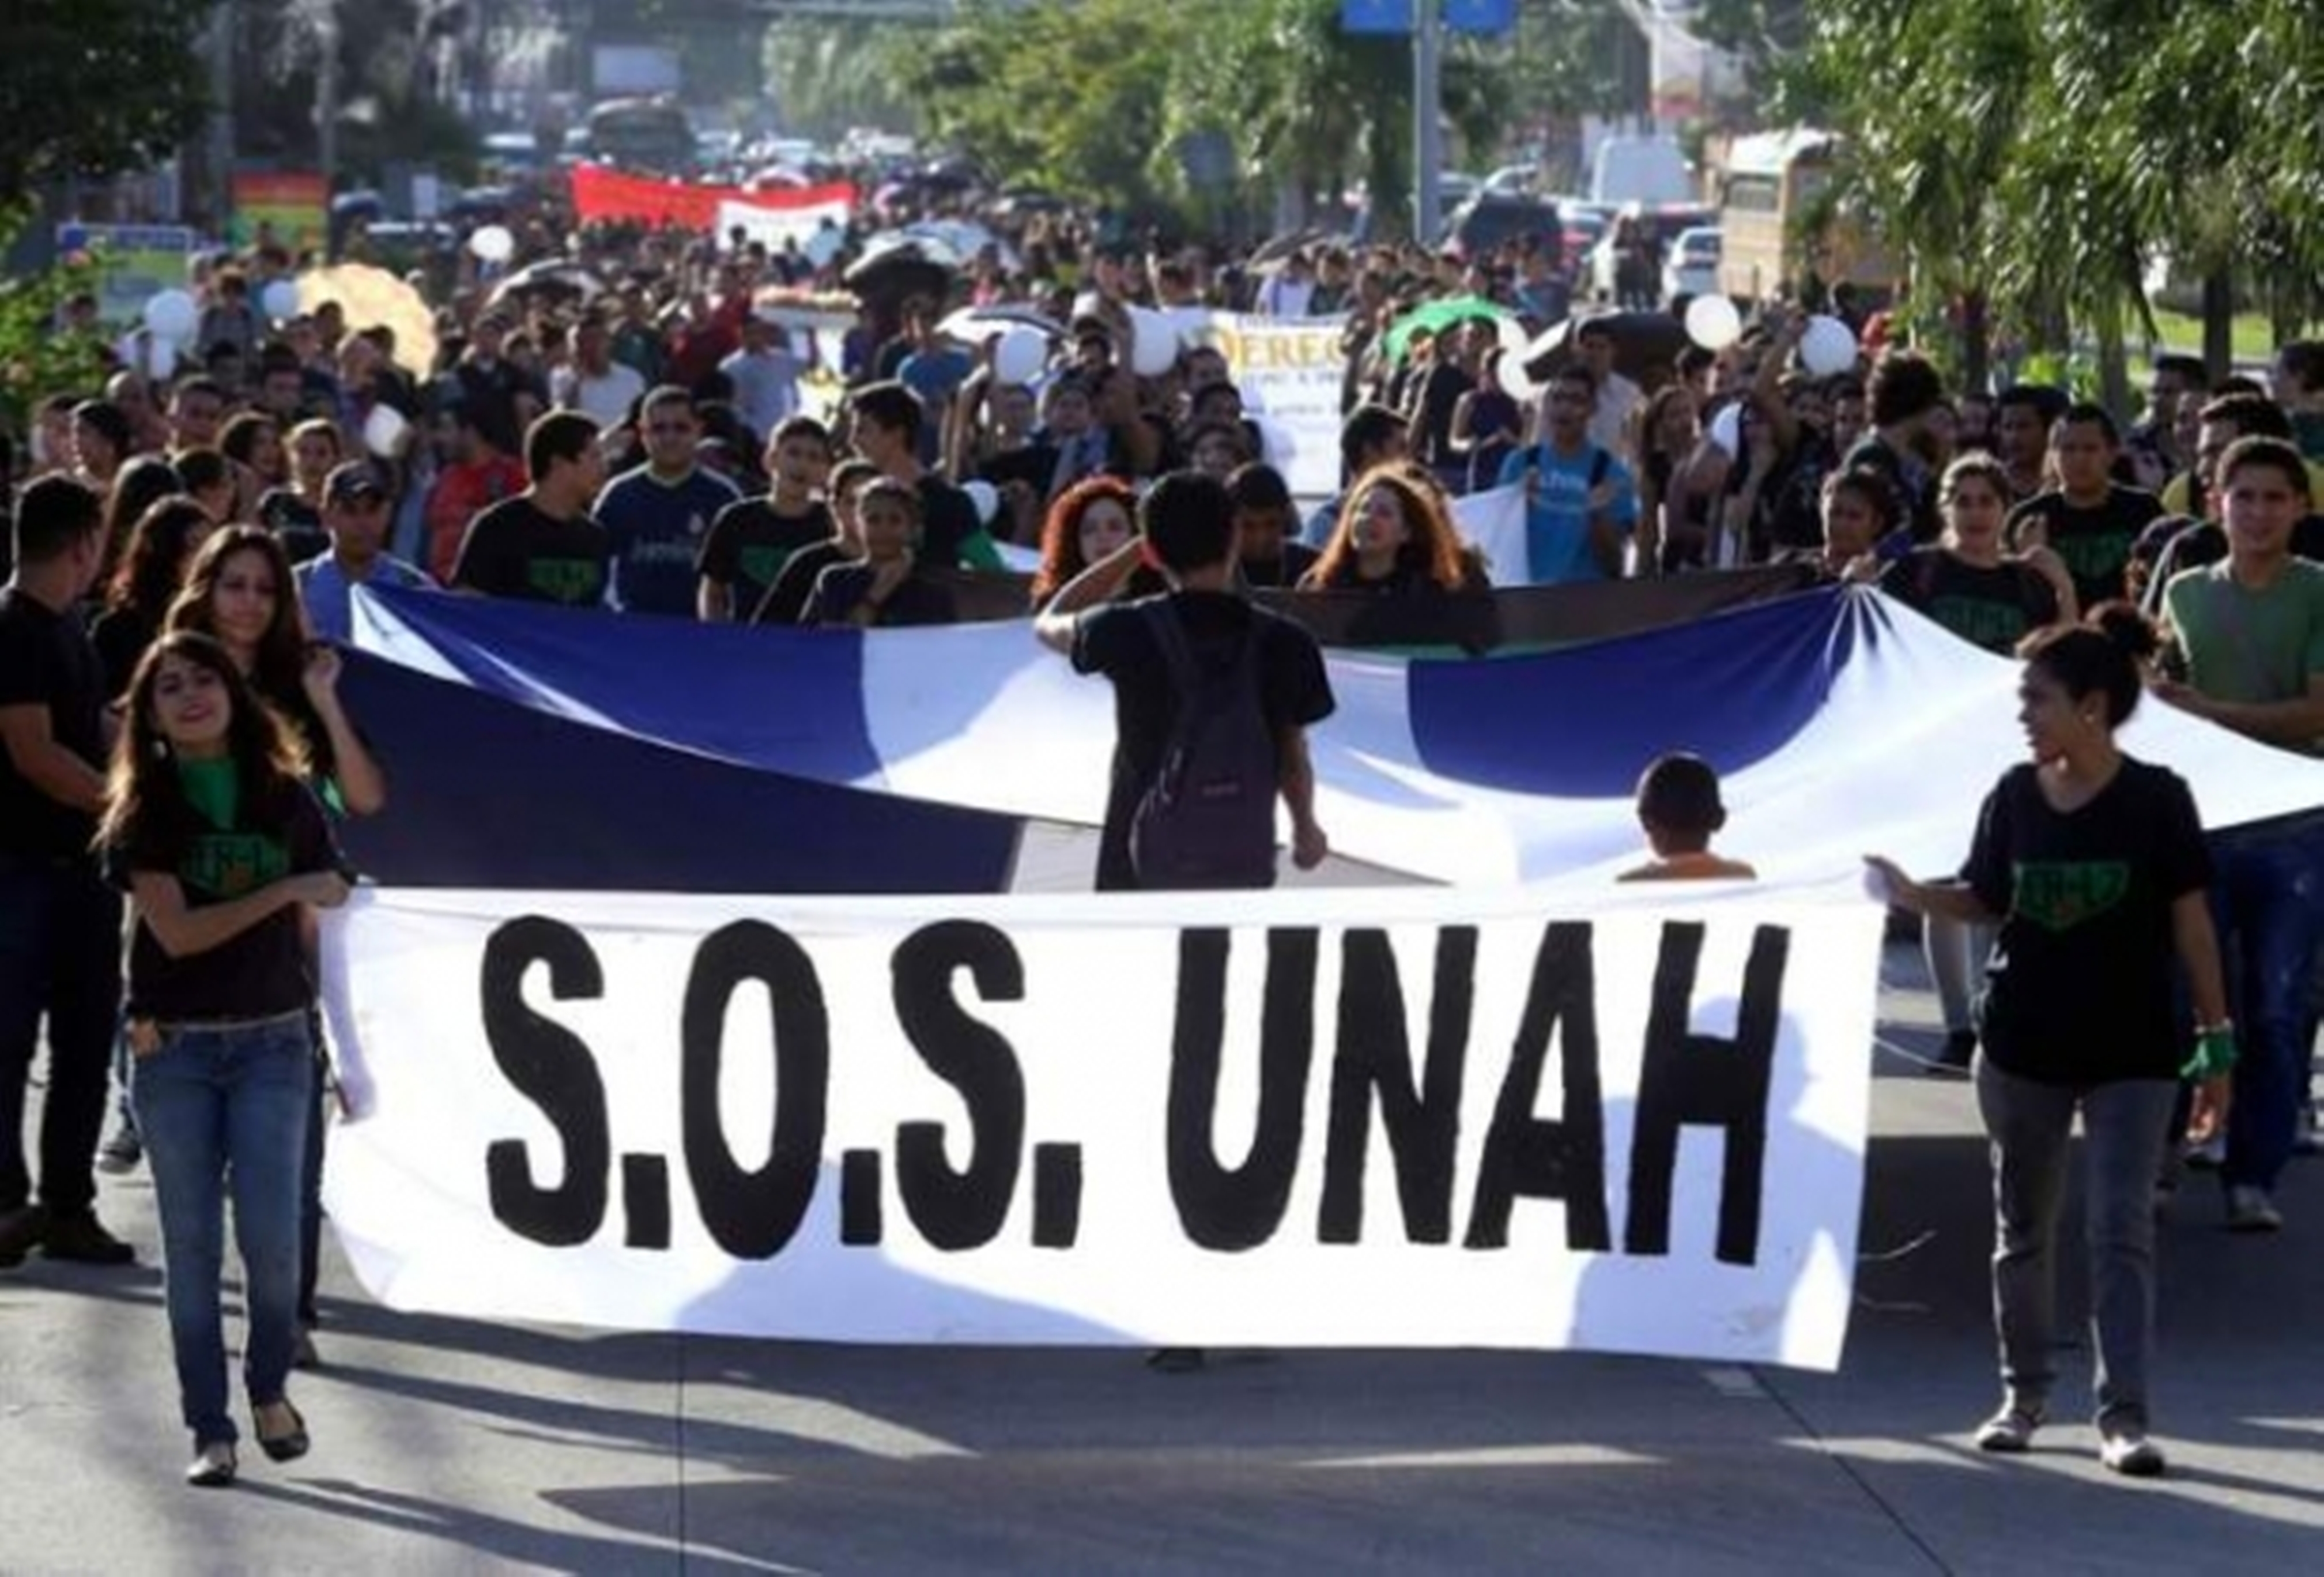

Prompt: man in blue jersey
xmin=595 ymin=386 xmax=741 ymax=617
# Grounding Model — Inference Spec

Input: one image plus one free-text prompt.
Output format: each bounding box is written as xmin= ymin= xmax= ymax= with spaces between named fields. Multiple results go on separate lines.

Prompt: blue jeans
xmin=131 ymin=1013 xmax=315 ymax=1446
xmin=2213 ymin=821 xmax=2324 ymax=1194
xmin=0 ymin=857 xmax=123 ymax=1217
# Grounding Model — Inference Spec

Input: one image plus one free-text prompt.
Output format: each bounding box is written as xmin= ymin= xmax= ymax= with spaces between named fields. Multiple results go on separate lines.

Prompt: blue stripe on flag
xmin=1407 ymin=588 xmax=1853 ymax=796
xmin=360 ymin=585 xmax=885 ymax=784
xmin=337 ymin=652 xmax=1024 ymax=893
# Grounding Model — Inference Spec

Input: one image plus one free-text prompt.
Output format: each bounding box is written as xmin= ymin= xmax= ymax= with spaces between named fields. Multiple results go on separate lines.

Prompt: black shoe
xmin=96 ymin=1129 xmax=143 ymax=1176
xmin=41 ymin=1210 xmax=136 ymax=1265
xmin=185 ymin=1441 xmax=237 ymax=1489
xmin=255 ymin=1401 xmax=310 ymax=1463
xmin=0 ymin=1205 xmax=46 ymax=1269
xmin=1927 ymin=1029 xmax=1977 ymax=1076
xmin=1146 ymin=1347 xmax=1207 ymax=1374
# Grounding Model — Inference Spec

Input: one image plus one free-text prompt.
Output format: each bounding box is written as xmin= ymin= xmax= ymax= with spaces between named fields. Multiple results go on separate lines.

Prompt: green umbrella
xmin=1382 ymin=295 xmax=1512 ymax=361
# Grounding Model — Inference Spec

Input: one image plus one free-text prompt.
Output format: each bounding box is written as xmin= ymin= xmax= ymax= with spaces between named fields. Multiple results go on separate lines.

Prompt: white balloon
xmin=1493 ymin=316 xmax=1537 ymax=400
xmin=1708 ymin=401 xmax=1741 ymax=456
xmin=469 ymin=225 xmax=515 ymax=264
xmin=1799 ymin=314 xmax=1861 ymax=377
xmin=991 ymin=326 xmax=1048 ymax=386
xmin=961 ymin=478 xmax=1001 ymax=527
xmin=142 ymin=288 xmax=199 ymax=344
xmin=1684 ymin=293 xmax=1742 ymax=352
xmin=363 ymin=403 xmax=410 ymax=459
xmin=260 ymin=278 xmax=301 ymax=322
xmin=1129 ymin=307 xmax=1180 ymax=378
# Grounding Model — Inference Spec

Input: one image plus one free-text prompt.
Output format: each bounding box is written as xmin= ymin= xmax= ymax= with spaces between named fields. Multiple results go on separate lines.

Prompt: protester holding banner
xmin=451 ymin=412 xmax=614 ymax=608
xmin=2153 ymin=435 xmax=2324 ymax=1232
xmin=1301 ymin=466 xmax=1487 ymax=596
xmin=1866 ymin=619 xmax=2232 ymax=1478
xmin=1028 ymin=475 xmax=1148 ymax=612
xmin=803 ymin=477 xmax=957 ymax=628
xmin=1226 ymin=463 xmax=1320 ymax=591
xmin=1497 ymin=365 xmax=1639 ymax=585
xmin=1879 ymin=454 xmax=2073 ymax=657
xmin=97 ymin=630 xmax=351 ymax=1487
xmin=697 ymin=416 xmax=835 ymax=622
xmin=595 ymin=387 xmax=742 ymax=618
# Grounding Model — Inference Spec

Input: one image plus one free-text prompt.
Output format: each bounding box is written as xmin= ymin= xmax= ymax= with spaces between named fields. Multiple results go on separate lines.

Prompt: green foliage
xmin=0 ymin=251 xmax=111 ymax=434
xmin=1789 ymin=0 xmax=2324 ymax=384
xmin=0 ymin=1 xmax=222 ymax=216
xmin=762 ymin=17 xmax=920 ymax=142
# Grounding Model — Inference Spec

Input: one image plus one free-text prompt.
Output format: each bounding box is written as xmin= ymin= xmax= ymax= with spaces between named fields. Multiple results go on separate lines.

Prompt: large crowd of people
xmin=2 ymin=168 xmax=2319 ymax=1486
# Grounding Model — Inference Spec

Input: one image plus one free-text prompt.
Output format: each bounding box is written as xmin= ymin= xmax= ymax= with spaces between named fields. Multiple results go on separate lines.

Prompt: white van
xmin=1589 ymin=135 xmax=1696 ymax=209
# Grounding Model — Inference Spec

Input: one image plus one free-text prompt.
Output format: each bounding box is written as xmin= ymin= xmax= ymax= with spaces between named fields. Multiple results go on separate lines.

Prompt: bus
xmin=1715 ymin=130 xmax=1896 ymax=305
xmin=583 ymin=97 xmax=696 ymax=175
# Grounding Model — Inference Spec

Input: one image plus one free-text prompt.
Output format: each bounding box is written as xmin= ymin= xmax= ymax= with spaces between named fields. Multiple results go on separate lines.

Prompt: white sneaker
xmin=2226 ymin=1186 xmax=2284 ymax=1233
xmin=2100 ymin=1426 xmax=2167 ymax=1478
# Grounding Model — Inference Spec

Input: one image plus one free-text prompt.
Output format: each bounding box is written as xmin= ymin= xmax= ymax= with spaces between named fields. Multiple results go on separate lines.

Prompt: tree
xmin=0 ymin=1 xmax=222 ymax=220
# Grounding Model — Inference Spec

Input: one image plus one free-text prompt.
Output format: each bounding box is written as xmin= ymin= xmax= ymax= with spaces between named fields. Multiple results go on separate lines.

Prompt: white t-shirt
xmin=553 ymin=362 xmax=647 ymax=430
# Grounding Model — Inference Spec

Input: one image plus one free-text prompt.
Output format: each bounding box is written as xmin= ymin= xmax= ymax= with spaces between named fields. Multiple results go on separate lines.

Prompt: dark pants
xmin=297 ymin=1033 xmax=327 ymax=1327
xmin=2213 ymin=823 xmax=2324 ymax=1193
xmin=0 ymin=857 xmax=124 ymax=1217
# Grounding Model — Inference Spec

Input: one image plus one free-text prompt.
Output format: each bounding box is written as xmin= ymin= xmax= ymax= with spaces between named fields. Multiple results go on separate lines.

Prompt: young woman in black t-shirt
xmin=1866 ymin=621 xmax=2233 ymax=1479
xmin=1300 ymin=465 xmax=1485 ymax=595
xmin=99 ymin=632 xmax=351 ymax=1488
xmin=1878 ymin=454 xmax=2076 ymax=656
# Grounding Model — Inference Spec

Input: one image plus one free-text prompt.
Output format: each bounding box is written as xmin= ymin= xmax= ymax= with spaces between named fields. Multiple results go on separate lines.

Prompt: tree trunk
xmin=2094 ymin=297 xmax=2130 ymax=421
xmin=1961 ymin=288 xmax=1991 ymax=394
xmin=2201 ymin=267 xmax=2234 ymax=382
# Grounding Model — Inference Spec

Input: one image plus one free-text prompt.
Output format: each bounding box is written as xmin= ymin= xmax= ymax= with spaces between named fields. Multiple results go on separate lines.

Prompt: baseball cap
xmin=323 ymin=461 xmax=391 ymax=507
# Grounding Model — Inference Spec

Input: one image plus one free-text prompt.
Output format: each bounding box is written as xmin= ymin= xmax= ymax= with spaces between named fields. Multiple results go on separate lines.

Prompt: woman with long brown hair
xmin=99 ymin=631 xmax=351 ymax=1485
xmin=1300 ymin=464 xmax=1482 ymax=594
xmin=1028 ymin=474 xmax=1160 ymax=611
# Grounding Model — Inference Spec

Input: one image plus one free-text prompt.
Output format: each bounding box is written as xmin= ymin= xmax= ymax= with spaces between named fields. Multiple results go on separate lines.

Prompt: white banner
xmin=1183 ymin=313 xmax=1351 ymax=504
xmin=716 ymin=198 xmax=850 ymax=255
xmin=321 ymin=883 xmax=1880 ymax=1368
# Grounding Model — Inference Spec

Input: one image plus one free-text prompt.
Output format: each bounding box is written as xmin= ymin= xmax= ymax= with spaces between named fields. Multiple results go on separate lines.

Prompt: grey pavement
xmin=3 ymin=946 xmax=2319 ymax=1575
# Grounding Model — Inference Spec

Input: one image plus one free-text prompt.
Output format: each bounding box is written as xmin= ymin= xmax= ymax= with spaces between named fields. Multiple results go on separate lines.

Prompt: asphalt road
xmin=3 ymin=948 xmax=2318 ymax=1575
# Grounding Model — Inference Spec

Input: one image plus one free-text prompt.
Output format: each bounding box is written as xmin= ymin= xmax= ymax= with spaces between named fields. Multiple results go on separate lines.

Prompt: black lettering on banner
xmin=1029 ymin=1143 xmax=1083 ymax=1248
xmin=680 ymin=921 xmax=829 ymax=1260
xmin=1624 ymin=922 xmax=1787 ymax=1265
xmin=481 ymin=917 xmax=612 ymax=1247
xmin=1463 ymin=922 xmax=1612 ymax=1251
xmin=621 ymin=1154 xmax=671 ymax=1251
xmin=840 ymin=1149 xmax=884 ymax=1246
xmin=892 ymin=921 xmax=1027 ymax=1251
xmin=1166 ymin=927 xmax=1319 ymax=1251
xmin=1318 ymin=927 xmax=1476 ymax=1244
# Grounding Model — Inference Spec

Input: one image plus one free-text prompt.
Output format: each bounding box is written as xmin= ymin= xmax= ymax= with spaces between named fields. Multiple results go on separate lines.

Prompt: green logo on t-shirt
xmin=2052 ymin=531 xmax=2130 ymax=586
xmin=1927 ymin=595 xmax=2031 ymax=653
xmin=2012 ymin=860 xmax=2130 ymax=931
xmin=527 ymin=558 xmax=604 ymax=604
xmin=738 ymin=544 xmax=791 ymax=591
xmin=182 ymin=832 xmax=289 ymax=899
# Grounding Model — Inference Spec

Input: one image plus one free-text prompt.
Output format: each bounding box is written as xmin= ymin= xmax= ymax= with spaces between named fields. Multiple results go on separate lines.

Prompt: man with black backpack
xmin=1034 ymin=470 xmax=1334 ymax=895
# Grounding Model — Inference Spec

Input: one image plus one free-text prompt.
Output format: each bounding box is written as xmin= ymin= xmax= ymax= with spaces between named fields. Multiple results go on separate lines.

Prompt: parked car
xmin=1661 ymin=227 xmax=1723 ymax=303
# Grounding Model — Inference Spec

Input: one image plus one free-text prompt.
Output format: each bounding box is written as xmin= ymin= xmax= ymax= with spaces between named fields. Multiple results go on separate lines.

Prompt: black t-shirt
xmin=699 ymin=496 xmax=834 ymax=618
xmin=804 ymin=561 xmax=959 ymax=628
xmin=2005 ymin=485 xmax=2164 ymax=610
xmin=90 ymin=602 xmax=160 ymax=703
xmin=1240 ymin=540 xmax=1322 ymax=590
xmin=1071 ymin=590 xmax=1336 ymax=891
xmin=0 ymin=586 xmax=108 ymax=860
xmin=1959 ymin=759 xmax=2210 ymax=1085
xmin=452 ymin=496 xmax=613 ymax=606
xmin=1877 ymin=549 xmax=2060 ymax=655
xmin=917 ymin=476 xmax=984 ymax=568
xmin=452 ymin=358 xmax=542 ymax=459
xmin=754 ymin=540 xmax=850 ymax=627
xmin=110 ymin=769 xmax=341 ymax=1022
xmin=255 ymin=489 xmax=331 ymax=566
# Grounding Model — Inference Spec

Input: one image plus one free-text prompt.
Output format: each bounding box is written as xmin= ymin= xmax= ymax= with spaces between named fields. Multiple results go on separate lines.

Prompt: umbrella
xmin=1519 ymin=311 xmax=1691 ymax=386
xmin=296 ymin=263 xmax=437 ymax=380
xmin=938 ymin=302 xmax=1064 ymax=342
xmin=485 ymin=259 xmax=606 ymax=311
xmin=843 ymin=239 xmax=957 ymax=311
xmin=1250 ymin=228 xmax=1332 ymax=267
xmin=1383 ymin=294 xmax=1514 ymax=362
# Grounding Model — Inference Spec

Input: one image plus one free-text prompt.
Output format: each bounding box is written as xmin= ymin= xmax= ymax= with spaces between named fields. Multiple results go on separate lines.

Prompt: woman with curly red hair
xmin=1028 ymin=474 xmax=1161 ymax=610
